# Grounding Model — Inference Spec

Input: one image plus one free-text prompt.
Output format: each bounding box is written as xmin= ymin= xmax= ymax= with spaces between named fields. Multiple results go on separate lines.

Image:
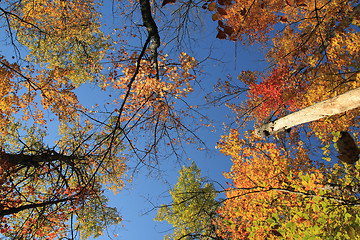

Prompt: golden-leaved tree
xmin=207 ymin=0 xmax=360 ymax=239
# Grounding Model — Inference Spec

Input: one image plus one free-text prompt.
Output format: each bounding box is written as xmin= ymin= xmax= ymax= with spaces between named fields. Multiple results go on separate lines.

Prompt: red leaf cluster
xmin=246 ymin=65 xmax=299 ymax=120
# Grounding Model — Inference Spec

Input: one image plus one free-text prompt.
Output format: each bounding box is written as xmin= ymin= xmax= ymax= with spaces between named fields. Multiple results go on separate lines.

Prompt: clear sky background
xmin=85 ymin=2 xmax=268 ymax=239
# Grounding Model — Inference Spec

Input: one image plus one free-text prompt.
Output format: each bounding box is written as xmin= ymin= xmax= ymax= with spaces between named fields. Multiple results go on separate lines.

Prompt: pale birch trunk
xmin=255 ymin=87 xmax=360 ymax=137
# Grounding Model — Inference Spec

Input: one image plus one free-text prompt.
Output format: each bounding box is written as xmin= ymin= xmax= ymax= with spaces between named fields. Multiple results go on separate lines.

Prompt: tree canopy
xmin=0 ymin=0 xmax=360 ymax=239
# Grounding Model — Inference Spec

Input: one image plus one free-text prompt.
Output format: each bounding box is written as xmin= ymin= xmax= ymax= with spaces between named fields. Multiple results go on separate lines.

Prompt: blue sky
xmin=87 ymin=3 xmax=268 ymax=237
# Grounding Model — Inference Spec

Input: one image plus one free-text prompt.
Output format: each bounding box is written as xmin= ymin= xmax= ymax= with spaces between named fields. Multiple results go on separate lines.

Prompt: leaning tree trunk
xmin=255 ymin=87 xmax=360 ymax=137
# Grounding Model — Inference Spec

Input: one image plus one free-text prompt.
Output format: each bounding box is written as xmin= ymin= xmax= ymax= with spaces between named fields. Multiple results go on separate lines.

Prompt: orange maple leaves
xmin=215 ymin=129 xmax=330 ymax=239
xmin=103 ymin=50 xmax=197 ymax=137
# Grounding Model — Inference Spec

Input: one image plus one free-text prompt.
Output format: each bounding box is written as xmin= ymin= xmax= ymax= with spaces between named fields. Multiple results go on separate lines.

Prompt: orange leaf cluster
xmin=215 ymin=130 xmax=328 ymax=239
xmin=103 ymin=50 xmax=197 ymax=135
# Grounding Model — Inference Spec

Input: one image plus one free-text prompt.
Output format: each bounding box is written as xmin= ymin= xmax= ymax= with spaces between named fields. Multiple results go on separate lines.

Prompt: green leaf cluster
xmin=155 ymin=162 xmax=220 ymax=240
xmin=75 ymin=194 xmax=122 ymax=239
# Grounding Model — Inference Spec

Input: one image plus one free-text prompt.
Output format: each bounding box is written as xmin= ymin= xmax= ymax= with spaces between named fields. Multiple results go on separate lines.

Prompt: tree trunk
xmin=255 ymin=87 xmax=360 ymax=137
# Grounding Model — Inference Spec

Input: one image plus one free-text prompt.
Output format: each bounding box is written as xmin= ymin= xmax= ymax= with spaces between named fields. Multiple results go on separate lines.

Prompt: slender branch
xmin=0 ymin=7 xmax=47 ymax=34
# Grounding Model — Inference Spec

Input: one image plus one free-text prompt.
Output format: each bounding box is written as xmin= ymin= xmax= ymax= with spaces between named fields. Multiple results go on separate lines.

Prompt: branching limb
xmin=0 ymin=197 xmax=74 ymax=217
xmin=139 ymin=0 xmax=160 ymax=78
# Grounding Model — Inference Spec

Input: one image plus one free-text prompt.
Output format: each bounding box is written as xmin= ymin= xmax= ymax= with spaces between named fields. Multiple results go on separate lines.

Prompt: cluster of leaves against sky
xmin=0 ymin=0 xmax=360 ymax=239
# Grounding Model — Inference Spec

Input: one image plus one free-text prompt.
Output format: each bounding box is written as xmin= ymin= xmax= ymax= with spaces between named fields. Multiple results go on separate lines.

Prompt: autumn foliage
xmin=1 ymin=0 xmax=360 ymax=238
xmin=208 ymin=0 xmax=360 ymax=239
xmin=216 ymin=130 xmax=360 ymax=239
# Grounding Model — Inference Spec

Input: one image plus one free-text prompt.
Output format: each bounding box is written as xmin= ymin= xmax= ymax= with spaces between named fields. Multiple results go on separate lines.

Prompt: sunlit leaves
xmin=215 ymin=129 xmax=360 ymax=239
xmin=0 ymin=58 xmax=21 ymax=134
xmin=246 ymin=64 xmax=300 ymax=122
xmin=155 ymin=162 xmax=219 ymax=240
xmin=102 ymin=49 xmax=198 ymax=152
xmin=13 ymin=0 xmax=109 ymax=85
xmin=75 ymin=195 xmax=121 ymax=240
